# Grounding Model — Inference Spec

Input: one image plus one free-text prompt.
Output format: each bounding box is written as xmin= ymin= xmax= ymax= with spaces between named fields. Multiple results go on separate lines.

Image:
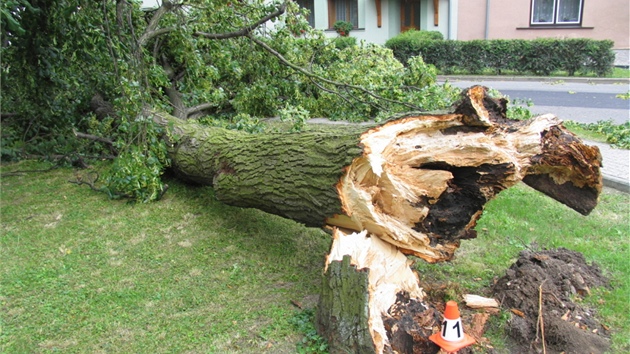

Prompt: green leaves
xmin=290 ymin=309 xmax=328 ymax=354
xmin=279 ymin=104 xmax=310 ymax=132
xmin=566 ymin=120 xmax=630 ymax=149
xmin=384 ymin=29 xmax=443 ymax=65
xmin=1 ymin=0 xmax=39 ymax=35
xmin=333 ymin=20 xmax=353 ymax=37
xmin=1 ymin=0 xmax=460 ymax=201
xmin=104 ymin=117 xmax=170 ymax=203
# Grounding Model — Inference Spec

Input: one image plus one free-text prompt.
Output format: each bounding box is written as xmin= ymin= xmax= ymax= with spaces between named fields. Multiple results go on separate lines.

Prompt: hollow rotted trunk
xmin=153 ymin=86 xmax=603 ymax=353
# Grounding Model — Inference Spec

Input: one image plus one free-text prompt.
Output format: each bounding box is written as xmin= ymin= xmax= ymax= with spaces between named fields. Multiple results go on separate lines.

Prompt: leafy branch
xmin=193 ymin=1 xmax=288 ymax=40
xmin=246 ymin=34 xmax=422 ymax=112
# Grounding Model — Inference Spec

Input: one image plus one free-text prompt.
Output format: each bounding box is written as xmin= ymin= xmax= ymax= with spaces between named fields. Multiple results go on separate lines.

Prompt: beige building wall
xmin=457 ymin=0 xmax=489 ymax=40
xmin=457 ymin=0 xmax=629 ymax=51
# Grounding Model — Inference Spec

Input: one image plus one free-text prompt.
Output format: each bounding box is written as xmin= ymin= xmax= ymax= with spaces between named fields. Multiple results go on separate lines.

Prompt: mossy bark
xmin=317 ymin=255 xmax=375 ymax=354
xmin=153 ymin=112 xmax=364 ymax=227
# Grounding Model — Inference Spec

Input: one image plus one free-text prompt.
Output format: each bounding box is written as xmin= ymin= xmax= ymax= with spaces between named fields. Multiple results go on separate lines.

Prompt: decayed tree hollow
xmin=154 ymin=86 xmax=603 ymax=263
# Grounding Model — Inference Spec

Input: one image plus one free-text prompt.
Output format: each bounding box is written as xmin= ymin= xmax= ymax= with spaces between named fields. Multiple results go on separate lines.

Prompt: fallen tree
xmin=154 ymin=86 xmax=602 ymax=353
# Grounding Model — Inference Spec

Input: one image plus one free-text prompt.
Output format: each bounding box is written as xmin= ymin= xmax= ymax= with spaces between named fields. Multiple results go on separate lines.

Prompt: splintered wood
xmin=331 ymin=87 xmax=601 ymax=263
xmin=319 ymin=229 xmax=425 ymax=354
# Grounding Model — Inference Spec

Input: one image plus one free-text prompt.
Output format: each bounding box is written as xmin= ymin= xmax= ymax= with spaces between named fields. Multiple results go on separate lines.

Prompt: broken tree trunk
xmin=153 ymin=86 xmax=603 ymax=353
xmin=153 ymin=86 xmax=602 ymax=263
xmin=318 ymin=228 xmax=441 ymax=353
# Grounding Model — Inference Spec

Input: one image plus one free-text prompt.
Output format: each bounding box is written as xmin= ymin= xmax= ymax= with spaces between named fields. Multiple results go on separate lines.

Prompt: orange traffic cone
xmin=429 ymin=300 xmax=476 ymax=353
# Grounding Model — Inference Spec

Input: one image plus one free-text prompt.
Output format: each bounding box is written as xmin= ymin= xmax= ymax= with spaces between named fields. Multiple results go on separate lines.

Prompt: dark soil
xmin=384 ymin=292 xmax=443 ymax=354
xmin=357 ymin=248 xmax=611 ymax=354
xmin=491 ymin=248 xmax=611 ymax=354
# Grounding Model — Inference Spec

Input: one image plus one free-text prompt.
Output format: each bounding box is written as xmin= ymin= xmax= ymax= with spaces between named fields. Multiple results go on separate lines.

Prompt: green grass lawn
xmin=610 ymin=67 xmax=630 ymax=79
xmin=1 ymin=161 xmax=628 ymax=353
xmin=1 ymin=161 xmax=331 ymax=353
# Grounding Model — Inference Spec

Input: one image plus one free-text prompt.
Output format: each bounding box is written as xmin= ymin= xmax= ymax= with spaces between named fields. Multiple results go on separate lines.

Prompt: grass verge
xmin=564 ymin=120 xmax=630 ymax=149
xmin=2 ymin=161 xmax=628 ymax=353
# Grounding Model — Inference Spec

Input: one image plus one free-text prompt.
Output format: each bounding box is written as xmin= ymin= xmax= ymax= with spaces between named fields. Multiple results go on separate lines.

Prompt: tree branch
xmin=187 ymin=103 xmax=214 ymax=116
xmin=164 ymin=87 xmax=187 ymax=119
xmin=138 ymin=1 xmax=176 ymax=47
xmin=246 ymin=34 xmax=421 ymax=111
xmin=194 ymin=1 xmax=287 ymax=40
xmin=141 ymin=26 xmax=177 ymax=45
xmin=155 ymin=1 xmax=287 ymax=119
xmin=73 ymin=130 xmax=115 ymax=146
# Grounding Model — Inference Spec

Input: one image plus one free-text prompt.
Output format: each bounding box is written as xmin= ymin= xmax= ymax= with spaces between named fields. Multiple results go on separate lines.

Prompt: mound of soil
xmin=492 ymin=248 xmax=610 ymax=354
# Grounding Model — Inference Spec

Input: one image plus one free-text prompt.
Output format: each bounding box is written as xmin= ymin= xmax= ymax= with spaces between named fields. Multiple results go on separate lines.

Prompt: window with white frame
xmin=328 ymin=0 xmax=359 ymax=29
xmin=531 ymin=0 xmax=583 ymax=25
xmin=296 ymin=0 xmax=315 ymax=27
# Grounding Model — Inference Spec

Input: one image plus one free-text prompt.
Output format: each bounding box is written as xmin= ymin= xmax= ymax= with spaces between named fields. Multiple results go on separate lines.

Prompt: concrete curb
xmin=438 ymin=75 xmax=630 ymax=85
xmin=603 ymin=175 xmax=630 ymax=193
xmin=585 ymin=140 xmax=630 ymax=194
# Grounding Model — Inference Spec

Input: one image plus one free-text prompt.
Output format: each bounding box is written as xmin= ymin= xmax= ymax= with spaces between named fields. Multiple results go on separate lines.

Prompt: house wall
xmin=353 ymin=0 xmax=393 ymax=44
xmin=457 ymin=0 xmax=629 ymax=49
xmin=421 ymin=0 xmax=451 ymax=37
xmin=388 ymin=0 xmax=401 ymax=41
xmin=315 ymin=0 xmax=460 ymax=44
xmin=457 ymin=0 xmax=487 ymax=39
xmin=313 ymin=2 xmax=329 ymax=30
xmin=457 ymin=0 xmax=629 ymax=65
xmin=318 ymin=0 xmax=400 ymax=45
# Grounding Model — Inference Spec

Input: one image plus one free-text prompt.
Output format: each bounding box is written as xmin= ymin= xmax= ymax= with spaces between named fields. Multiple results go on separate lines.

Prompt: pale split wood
xmin=335 ymin=110 xmax=578 ymax=262
xmin=325 ymin=228 xmax=425 ymax=354
xmin=464 ymin=294 xmax=500 ymax=309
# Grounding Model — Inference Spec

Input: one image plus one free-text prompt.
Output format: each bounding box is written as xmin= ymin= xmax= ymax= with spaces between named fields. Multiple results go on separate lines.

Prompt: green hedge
xmin=384 ymin=30 xmax=444 ymax=66
xmin=385 ymin=36 xmax=615 ymax=76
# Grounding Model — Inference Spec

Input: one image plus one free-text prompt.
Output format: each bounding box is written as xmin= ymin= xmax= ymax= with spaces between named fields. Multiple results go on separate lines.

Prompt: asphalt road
xmin=441 ymin=79 xmax=630 ymax=124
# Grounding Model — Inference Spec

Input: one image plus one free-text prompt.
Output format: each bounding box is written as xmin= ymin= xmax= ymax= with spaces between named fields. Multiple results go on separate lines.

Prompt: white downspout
xmin=448 ymin=0 xmax=458 ymax=40
xmin=485 ymin=0 xmax=491 ymax=39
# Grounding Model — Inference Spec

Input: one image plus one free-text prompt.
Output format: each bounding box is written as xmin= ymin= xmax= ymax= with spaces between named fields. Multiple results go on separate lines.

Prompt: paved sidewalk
xmin=586 ymin=140 xmax=630 ymax=192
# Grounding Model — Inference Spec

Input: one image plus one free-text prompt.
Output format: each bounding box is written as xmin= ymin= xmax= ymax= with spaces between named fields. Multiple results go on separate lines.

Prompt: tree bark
xmin=318 ymin=254 xmax=374 ymax=354
xmin=153 ymin=85 xmax=603 ymax=353
xmin=153 ymin=114 xmax=365 ymax=226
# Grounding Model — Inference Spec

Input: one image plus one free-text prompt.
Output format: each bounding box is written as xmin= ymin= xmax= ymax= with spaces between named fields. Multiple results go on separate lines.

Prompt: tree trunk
xmin=153 ymin=115 xmax=366 ymax=227
xmin=153 ymin=85 xmax=602 ymax=263
xmin=317 ymin=253 xmax=374 ymax=354
xmin=318 ymin=228 xmax=442 ymax=354
xmin=153 ymin=86 xmax=603 ymax=353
